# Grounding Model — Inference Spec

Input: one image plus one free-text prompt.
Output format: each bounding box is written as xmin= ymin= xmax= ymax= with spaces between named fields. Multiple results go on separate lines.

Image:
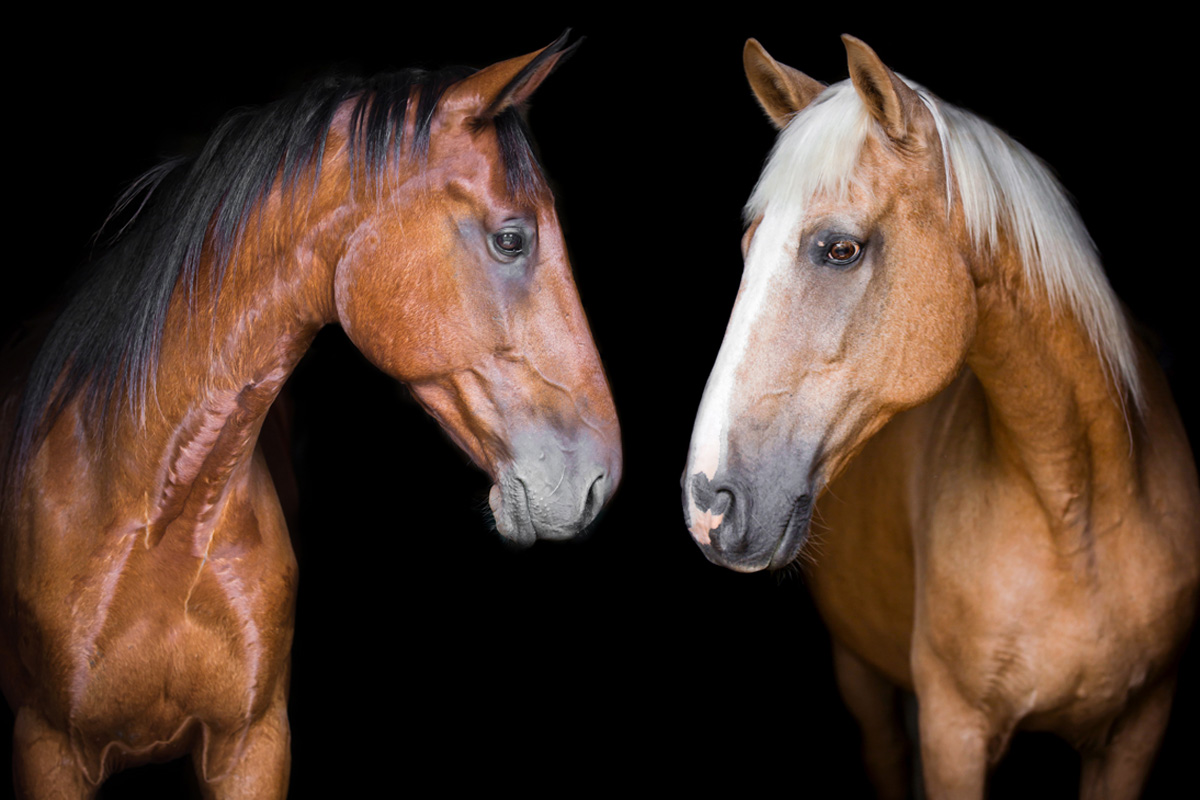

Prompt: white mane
xmin=745 ymin=79 xmax=1143 ymax=413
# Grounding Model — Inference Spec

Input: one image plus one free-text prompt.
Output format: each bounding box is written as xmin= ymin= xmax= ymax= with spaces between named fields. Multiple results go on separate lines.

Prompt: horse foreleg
xmin=12 ymin=706 xmax=95 ymax=800
xmin=832 ymin=640 xmax=912 ymax=800
xmin=1078 ymin=674 xmax=1175 ymax=800
xmin=192 ymin=680 xmax=291 ymax=800
xmin=912 ymin=649 xmax=995 ymax=800
xmin=914 ymin=690 xmax=991 ymax=799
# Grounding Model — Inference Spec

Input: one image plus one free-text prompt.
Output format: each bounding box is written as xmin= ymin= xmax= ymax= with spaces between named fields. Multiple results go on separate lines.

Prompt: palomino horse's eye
xmin=494 ymin=231 xmax=525 ymax=256
xmin=826 ymin=240 xmax=861 ymax=265
xmin=810 ymin=231 xmax=865 ymax=269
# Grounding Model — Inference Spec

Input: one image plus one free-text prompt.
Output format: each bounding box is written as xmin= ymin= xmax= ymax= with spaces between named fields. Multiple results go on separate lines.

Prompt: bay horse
xmin=683 ymin=36 xmax=1199 ymax=799
xmin=1 ymin=32 xmax=621 ymax=798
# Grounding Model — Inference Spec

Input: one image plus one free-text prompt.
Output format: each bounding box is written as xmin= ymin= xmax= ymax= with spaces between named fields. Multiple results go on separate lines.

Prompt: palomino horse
xmin=683 ymin=36 xmax=1199 ymax=798
xmin=1 ymin=33 xmax=621 ymax=798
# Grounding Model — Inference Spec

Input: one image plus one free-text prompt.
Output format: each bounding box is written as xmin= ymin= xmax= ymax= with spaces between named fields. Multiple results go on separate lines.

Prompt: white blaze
xmin=684 ymin=209 xmax=795 ymax=541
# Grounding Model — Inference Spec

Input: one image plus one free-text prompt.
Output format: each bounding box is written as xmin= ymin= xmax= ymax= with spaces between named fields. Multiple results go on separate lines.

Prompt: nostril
xmin=712 ymin=488 xmax=734 ymax=517
xmin=582 ymin=470 xmax=609 ymax=522
xmin=708 ymin=481 xmax=749 ymax=553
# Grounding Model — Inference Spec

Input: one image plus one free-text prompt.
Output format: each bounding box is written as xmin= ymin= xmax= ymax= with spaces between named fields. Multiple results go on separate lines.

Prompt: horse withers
xmin=682 ymin=36 xmax=1198 ymax=799
xmin=1 ymin=33 xmax=620 ymax=798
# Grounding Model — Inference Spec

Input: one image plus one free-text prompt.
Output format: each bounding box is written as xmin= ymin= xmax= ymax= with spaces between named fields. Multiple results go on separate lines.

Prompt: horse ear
xmin=448 ymin=30 xmax=579 ymax=122
xmin=842 ymin=35 xmax=924 ymax=143
xmin=744 ymin=38 xmax=825 ymax=130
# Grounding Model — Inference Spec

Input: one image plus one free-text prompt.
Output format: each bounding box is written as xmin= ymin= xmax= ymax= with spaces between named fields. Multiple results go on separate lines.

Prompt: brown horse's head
xmin=333 ymin=36 xmax=621 ymax=545
xmin=683 ymin=37 xmax=977 ymax=571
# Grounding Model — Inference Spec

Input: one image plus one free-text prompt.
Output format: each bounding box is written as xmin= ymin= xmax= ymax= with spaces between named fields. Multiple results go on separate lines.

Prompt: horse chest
xmin=36 ymin=540 xmax=293 ymax=781
xmin=23 ymin=510 xmax=295 ymax=738
xmin=916 ymin=507 xmax=1178 ymax=732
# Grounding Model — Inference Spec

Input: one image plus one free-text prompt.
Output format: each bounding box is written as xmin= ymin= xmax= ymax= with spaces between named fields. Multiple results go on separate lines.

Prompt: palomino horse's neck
xmin=965 ymin=242 xmax=1138 ymax=552
xmin=108 ymin=154 xmax=355 ymax=553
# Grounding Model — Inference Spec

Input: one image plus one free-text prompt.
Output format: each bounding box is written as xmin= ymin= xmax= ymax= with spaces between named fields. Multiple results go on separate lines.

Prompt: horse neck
xmin=964 ymin=243 xmax=1138 ymax=545
xmin=112 ymin=164 xmax=355 ymax=546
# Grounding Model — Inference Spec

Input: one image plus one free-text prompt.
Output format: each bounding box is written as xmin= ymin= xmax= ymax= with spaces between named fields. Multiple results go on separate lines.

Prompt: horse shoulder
xmin=909 ymin=364 xmax=1199 ymax=735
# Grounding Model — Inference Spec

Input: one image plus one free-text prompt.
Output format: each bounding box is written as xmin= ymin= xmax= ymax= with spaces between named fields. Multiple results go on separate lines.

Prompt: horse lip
xmin=515 ymin=477 xmax=542 ymax=541
xmin=717 ymin=554 xmax=772 ymax=574
xmin=490 ymin=479 xmax=536 ymax=548
xmin=767 ymin=494 xmax=812 ymax=570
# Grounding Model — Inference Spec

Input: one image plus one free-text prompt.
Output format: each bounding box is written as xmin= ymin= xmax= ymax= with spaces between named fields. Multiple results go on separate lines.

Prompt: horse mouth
xmin=488 ymin=456 xmax=614 ymax=546
xmin=767 ymin=494 xmax=812 ymax=570
xmin=489 ymin=480 xmax=537 ymax=548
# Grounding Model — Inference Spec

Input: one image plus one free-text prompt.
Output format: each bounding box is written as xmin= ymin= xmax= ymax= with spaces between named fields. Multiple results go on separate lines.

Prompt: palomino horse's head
xmin=683 ymin=37 xmax=976 ymax=571
xmin=334 ymin=35 xmax=621 ymax=546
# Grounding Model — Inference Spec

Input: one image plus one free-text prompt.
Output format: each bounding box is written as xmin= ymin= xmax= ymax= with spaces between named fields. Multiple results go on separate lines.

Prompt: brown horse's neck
xmin=966 ymin=249 xmax=1138 ymax=554
xmin=110 ymin=166 xmax=356 ymax=552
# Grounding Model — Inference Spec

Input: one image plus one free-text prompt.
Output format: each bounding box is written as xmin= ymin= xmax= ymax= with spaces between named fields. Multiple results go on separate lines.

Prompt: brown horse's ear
xmin=744 ymin=38 xmax=825 ymax=130
xmin=447 ymin=30 xmax=579 ymax=122
xmin=842 ymin=34 xmax=924 ymax=143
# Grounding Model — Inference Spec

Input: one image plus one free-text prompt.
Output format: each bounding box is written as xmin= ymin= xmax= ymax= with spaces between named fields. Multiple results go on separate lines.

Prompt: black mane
xmin=9 ymin=66 xmax=544 ymax=480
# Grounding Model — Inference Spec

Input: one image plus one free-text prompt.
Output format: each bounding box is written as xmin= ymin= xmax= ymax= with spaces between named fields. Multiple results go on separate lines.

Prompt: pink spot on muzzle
xmin=689 ymin=508 xmax=725 ymax=546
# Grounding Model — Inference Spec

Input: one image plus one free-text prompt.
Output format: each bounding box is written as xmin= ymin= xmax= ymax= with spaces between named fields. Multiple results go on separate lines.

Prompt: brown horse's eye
xmin=827 ymin=240 xmax=861 ymax=264
xmin=494 ymin=231 xmax=524 ymax=255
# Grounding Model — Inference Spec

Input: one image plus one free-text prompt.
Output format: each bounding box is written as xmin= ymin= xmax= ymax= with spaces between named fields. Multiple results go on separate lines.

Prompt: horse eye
xmin=494 ymin=231 xmax=524 ymax=256
xmin=826 ymin=240 xmax=861 ymax=265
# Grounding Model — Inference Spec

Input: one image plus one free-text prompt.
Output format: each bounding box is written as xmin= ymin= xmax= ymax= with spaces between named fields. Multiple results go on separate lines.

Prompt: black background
xmin=4 ymin=10 xmax=1195 ymax=798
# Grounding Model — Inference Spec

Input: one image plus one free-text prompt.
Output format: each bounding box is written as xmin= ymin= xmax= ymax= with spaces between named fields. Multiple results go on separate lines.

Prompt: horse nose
xmin=569 ymin=440 xmax=622 ymax=531
xmin=686 ymin=472 xmax=751 ymax=556
xmin=497 ymin=434 xmax=620 ymax=544
xmin=685 ymin=464 xmax=814 ymax=571
xmin=705 ymin=480 xmax=753 ymax=557
xmin=581 ymin=466 xmax=615 ymax=526
xmin=524 ymin=464 xmax=611 ymax=542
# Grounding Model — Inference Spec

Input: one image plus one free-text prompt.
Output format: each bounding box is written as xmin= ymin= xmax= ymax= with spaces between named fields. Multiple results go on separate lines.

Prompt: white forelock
xmin=744 ymin=78 xmax=1143 ymax=414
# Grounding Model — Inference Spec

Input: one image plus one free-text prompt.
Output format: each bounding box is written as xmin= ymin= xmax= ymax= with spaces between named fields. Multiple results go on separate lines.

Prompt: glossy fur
xmin=1 ymin=34 xmax=620 ymax=798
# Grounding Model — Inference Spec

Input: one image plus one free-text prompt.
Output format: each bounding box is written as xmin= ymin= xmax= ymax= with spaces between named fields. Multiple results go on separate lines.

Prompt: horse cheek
xmin=333 ymin=228 xmax=437 ymax=381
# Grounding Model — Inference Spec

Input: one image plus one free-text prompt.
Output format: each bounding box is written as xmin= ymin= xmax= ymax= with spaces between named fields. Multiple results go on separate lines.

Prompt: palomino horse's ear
xmin=448 ymin=30 xmax=580 ymax=122
xmin=744 ymin=38 xmax=825 ymax=130
xmin=842 ymin=35 xmax=924 ymax=143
